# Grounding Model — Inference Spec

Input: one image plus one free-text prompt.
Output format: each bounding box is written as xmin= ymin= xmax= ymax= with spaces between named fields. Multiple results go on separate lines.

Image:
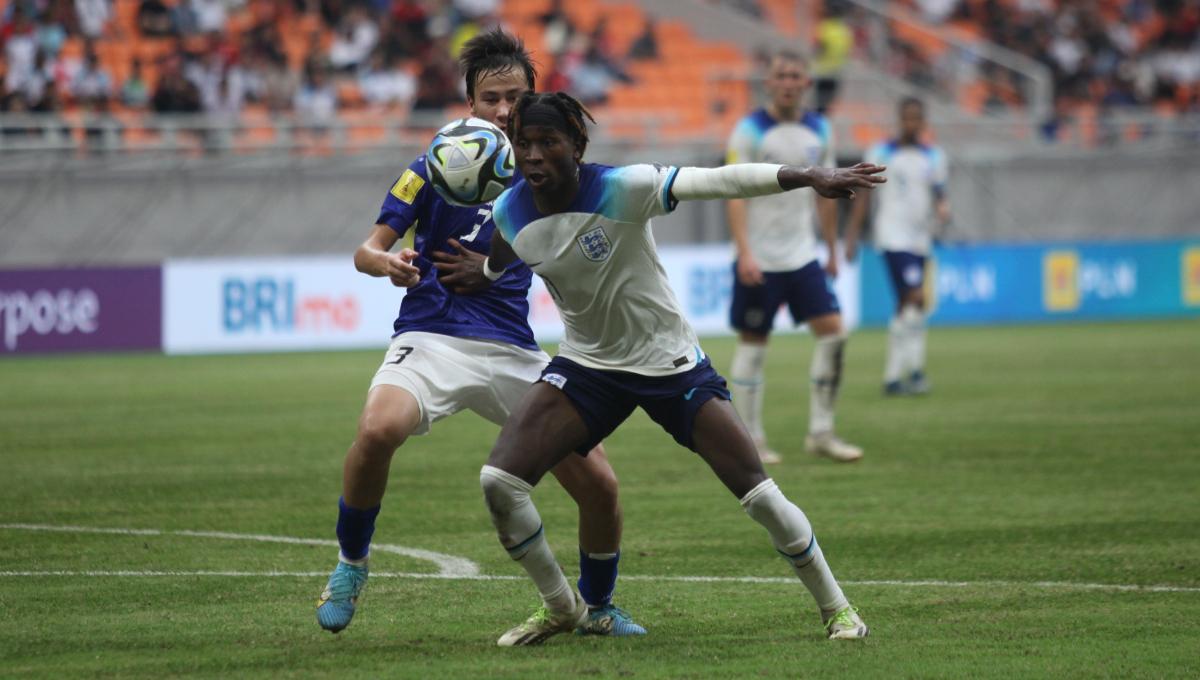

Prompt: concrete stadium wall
xmin=1 ymin=146 xmax=1198 ymax=266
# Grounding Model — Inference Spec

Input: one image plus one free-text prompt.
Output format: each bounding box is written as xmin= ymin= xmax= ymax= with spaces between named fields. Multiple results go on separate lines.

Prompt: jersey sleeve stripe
xmin=662 ymin=166 xmax=681 ymax=213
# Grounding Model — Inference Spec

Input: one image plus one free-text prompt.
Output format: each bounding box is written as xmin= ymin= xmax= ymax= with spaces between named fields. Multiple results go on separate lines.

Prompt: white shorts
xmin=369 ymin=331 xmax=550 ymax=436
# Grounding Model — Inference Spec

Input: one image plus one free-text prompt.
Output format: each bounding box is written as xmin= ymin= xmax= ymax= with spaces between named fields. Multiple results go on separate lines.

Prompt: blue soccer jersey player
xmin=846 ymin=97 xmax=950 ymax=396
xmin=725 ymin=50 xmax=862 ymax=464
xmin=316 ymin=29 xmax=644 ymax=639
xmin=475 ymin=91 xmax=884 ymax=645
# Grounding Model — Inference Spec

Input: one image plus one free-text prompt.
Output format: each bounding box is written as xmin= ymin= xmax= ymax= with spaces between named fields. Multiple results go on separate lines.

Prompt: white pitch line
xmin=0 ymin=571 xmax=1197 ymax=594
xmin=0 ymin=523 xmax=478 ymax=578
xmin=3 ymin=523 xmax=1198 ymax=594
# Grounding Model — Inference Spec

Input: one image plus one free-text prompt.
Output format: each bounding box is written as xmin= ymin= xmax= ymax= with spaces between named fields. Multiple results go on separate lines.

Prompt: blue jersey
xmin=375 ymin=156 xmax=537 ymax=350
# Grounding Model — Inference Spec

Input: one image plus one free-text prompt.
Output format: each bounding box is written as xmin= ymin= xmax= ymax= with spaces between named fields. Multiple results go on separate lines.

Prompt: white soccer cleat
xmin=824 ymin=605 xmax=869 ymax=640
xmin=805 ymin=432 xmax=863 ymax=462
xmin=753 ymin=438 xmax=782 ymax=465
xmin=497 ymin=591 xmax=588 ymax=647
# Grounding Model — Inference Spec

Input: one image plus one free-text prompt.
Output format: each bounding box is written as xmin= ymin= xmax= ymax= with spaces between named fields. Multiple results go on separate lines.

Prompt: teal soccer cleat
xmin=576 ymin=604 xmax=647 ymax=637
xmin=316 ymin=561 xmax=368 ymax=633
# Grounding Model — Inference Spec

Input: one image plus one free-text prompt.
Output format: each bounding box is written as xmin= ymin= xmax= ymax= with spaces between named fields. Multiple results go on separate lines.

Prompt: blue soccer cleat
xmin=316 ymin=561 xmax=368 ymax=633
xmin=576 ymin=604 xmax=647 ymax=637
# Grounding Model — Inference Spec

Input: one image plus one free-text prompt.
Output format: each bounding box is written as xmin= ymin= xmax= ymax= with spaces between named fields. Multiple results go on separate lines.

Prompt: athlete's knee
xmin=480 ymin=465 xmax=541 ymax=554
xmin=480 ymin=464 xmax=530 ymax=515
xmin=556 ymin=451 xmax=621 ymax=515
xmin=740 ymin=479 xmax=814 ymax=561
xmin=904 ymin=288 xmax=926 ymax=309
xmin=355 ymin=411 xmax=412 ymax=457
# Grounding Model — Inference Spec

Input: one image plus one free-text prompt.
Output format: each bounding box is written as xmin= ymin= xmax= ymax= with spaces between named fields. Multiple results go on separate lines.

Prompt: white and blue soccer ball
xmin=425 ymin=117 xmax=515 ymax=206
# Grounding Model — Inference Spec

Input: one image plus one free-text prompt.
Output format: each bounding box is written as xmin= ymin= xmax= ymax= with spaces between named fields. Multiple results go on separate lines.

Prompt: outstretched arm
xmin=671 ymin=162 xmax=886 ymax=203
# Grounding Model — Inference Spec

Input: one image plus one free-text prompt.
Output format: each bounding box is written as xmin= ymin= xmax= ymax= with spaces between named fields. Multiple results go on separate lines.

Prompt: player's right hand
xmin=737 ymin=253 xmax=765 ymax=286
xmin=811 ymin=163 xmax=886 ymax=199
xmin=386 ymin=248 xmax=420 ymax=288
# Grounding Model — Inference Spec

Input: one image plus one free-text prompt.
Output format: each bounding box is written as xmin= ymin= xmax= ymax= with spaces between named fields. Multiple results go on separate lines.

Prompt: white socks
xmin=903 ymin=305 xmax=927 ymax=376
xmin=886 ymin=305 xmax=926 ymax=382
xmin=730 ymin=342 xmax=768 ymax=443
xmin=809 ymin=334 xmax=846 ymax=434
xmin=480 ymin=465 xmax=574 ymax=612
xmin=740 ymin=479 xmax=849 ymax=614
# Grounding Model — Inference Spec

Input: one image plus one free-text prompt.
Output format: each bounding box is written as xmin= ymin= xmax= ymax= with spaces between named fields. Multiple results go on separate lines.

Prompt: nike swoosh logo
xmin=684 ymin=388 xmax=697 ymax=400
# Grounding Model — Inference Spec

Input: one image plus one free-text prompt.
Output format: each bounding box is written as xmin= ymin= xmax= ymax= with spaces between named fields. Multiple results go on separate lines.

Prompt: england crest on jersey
xmin=577 ymin=226 xmax=613 ymax=262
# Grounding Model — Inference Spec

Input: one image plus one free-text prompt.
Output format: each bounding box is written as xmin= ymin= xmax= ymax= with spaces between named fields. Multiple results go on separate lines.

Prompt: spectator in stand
xmin=538 ymin=0 xmax=575 ymax=56
xmin=3 ymin=8 xmax=38 ymax=99
xmin=188 ymin=0 xmax=227 ymax=35
xmin=329 ymin=5 xmax=379 ymax=72
xmin=138 ymin=0 xmax=176 ymax=37
xmin=561 ymin=36 xmax=615 ymax=105
xmin=153 ymin=54 xmax=202 ymax=113
xmin=586 ymin=16 xmax=632 ymax=83
xmin=36 ymin=1 xmax=70 ymax=58
xmin=412 ymin=39 xmax=458 ymax=111
xmin=813 ymin=5 xmax=853 ymax=113
xmin=626 ymin=16 xmax=658 ymax=61
xmin=74 ymin=0 xmax=112 ymax=40
xmin=71 ymin=42 xmax=113 ymax=107
xmin=359 ymin=49 xmax=415 ymax=108
xmin=122 ymin=56 xmax=150 ymax=107
xmin=387 ymin=0 xmax=429 ymax=60
xmin=294 ymin=59 xmax=337 ymax=124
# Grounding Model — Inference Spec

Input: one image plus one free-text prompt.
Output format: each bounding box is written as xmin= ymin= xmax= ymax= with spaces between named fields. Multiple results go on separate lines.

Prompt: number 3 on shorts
xmin=387 ymin=346 xmax=415 ymax=364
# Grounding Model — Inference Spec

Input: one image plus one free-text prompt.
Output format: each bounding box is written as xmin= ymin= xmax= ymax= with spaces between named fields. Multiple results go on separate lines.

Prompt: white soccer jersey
xmin=725 ymin=108 xmax=834 ymax=272
xmin=864 ymin=141 xmax=948 ymax=255
xmin=492 ymin=163 xmax=704 ymax=377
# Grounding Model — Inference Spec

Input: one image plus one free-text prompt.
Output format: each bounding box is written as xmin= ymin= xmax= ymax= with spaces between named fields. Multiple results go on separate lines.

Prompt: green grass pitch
xmin=2 ymin=320 xmax=1198 ymax=678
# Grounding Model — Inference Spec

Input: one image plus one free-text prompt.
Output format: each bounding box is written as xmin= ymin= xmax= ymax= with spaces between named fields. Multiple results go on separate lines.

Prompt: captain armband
xmin=670 ymin=164 xmax=785 ymax=201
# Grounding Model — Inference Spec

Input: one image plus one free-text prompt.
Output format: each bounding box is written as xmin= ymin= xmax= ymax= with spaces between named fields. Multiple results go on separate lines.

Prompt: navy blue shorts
xmin=883 ymin=251 xmax=927 ymax=297
xmin=539 ymin=355 xmax=732 ymax=454
xmin=730 ymin=259 xmax=840 ymax=335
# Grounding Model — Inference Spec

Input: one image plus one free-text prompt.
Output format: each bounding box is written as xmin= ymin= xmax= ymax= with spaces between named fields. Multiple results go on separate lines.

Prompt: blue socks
xmin=577 ymin=549 xmax=620 ymax=608
xmin=336 ymin=497 xmax=380 ymax=562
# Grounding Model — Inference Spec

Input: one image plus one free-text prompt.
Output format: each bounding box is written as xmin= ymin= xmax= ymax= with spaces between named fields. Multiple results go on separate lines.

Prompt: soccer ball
xmin=425 ymin=117 xmax=515 ymax=206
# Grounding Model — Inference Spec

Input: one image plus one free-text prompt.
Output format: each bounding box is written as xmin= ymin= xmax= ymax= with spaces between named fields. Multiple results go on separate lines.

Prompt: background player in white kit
xmin=477 ymin=91 xmax=884 ymax=645
xmin=846 ymin=97 xmax=950 ymax=396
xmin=724 ymin=50 xmax=862 ymax=464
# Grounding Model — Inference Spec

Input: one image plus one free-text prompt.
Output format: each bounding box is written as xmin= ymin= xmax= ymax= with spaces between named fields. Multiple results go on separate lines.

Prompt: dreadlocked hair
xmin=507 ymin=91 xmax=597 ymax=157
xmin=459 ymin=28 xmax=537 ymax=101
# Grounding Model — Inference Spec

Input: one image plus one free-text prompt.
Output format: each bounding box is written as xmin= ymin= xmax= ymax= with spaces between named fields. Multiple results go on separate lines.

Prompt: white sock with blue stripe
xmin=741 ymin=479 xmax=849 ymax=614
xmin=480 ymin=465 xmax=574 ymax=612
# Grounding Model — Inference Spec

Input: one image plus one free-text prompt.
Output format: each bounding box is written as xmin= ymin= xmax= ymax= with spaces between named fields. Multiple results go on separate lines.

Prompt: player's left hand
xmin=825 ymin=256 xmax=839 ymax=279
xmin=433 ymin=239 xmax=491 ymax=294
xmin=811 ymin=163 xmax=886 ymax=199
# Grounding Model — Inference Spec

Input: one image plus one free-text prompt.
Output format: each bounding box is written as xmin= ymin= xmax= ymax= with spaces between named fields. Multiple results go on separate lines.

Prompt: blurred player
xmin=316 ymin=29 xmax=645 ymax=638
xmin=724 ymin=50 xmax=862 ymax=464
xmin=478 ymin=91 xmax=883 ymax=645
xmin=846 ymin=97 xmax=950 ymax=395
